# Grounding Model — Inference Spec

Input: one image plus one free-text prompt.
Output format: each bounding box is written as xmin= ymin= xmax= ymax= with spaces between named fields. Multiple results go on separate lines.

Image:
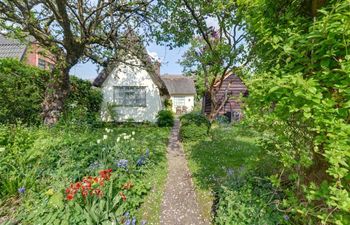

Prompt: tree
xmin=0 ymin=0 xmax=155 ymax=125
xmin=154 ymin=0 xmax=249 ymax=120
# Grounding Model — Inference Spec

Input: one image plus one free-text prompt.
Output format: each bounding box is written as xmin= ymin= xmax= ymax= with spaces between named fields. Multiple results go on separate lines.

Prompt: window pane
xmin=113 ymin=86 xmax=146 ymax=107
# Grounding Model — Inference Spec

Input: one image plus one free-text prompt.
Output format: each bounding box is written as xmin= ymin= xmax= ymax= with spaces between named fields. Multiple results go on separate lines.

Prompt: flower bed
xmin=0 ymin=124 xmax=169 ymax=224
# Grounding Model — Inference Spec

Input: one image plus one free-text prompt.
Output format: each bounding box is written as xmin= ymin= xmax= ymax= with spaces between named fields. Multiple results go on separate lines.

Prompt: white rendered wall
xmin=170 ymin=95 xmax=195 ymax=113
xmin=100 ymin=62 xmax=162 ymax=122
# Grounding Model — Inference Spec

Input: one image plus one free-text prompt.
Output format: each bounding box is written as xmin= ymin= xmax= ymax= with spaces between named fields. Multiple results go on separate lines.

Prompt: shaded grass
xmin=136 ymin=159 xmax=167 ymax=225
xmin=182 ymin=124 xmax=262 ymax=222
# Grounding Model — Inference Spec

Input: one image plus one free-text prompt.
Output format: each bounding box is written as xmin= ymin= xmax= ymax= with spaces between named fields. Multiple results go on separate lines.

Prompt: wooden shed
xmin=203 ymin=74 xmax=248 ymax=122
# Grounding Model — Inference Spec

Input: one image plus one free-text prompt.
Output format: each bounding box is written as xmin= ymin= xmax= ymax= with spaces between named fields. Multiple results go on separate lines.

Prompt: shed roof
xmin=0 ymin=35 xmax=27 ymax=60
xmin=161 ymin=75 xmax=196 ymax=95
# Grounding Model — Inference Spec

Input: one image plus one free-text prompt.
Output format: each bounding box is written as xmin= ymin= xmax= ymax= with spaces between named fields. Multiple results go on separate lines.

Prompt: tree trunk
xmin=42 ymin=68 xmax=70 ymax=125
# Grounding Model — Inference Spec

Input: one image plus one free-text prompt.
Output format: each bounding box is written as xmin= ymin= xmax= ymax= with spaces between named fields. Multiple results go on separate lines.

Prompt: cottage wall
xmin=100 ymin=61 xmax=162 ymax=122
xmin=170 ymin=95 xmax=195 ymax=113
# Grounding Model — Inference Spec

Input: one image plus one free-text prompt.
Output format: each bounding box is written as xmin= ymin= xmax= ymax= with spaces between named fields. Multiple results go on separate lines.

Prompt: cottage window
xmin=173 ymin=97 xmax=186 ymax=107
xmin=38 ymin=59 xmax=46 ymax=69
xmin=113 ymin=86 xmax=146 ymax=107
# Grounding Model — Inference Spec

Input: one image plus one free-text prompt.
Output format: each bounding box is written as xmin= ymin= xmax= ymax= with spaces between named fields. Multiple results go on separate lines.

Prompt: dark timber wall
xmin=203 ymin=74 xmax=247 ymax=118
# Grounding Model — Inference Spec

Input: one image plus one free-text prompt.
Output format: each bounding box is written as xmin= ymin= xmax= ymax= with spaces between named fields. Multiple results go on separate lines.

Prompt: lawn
xmin=0 ymin=123 xmax=170 ymax=224
xmin=182 ymin=123 xmax=286 ymax=224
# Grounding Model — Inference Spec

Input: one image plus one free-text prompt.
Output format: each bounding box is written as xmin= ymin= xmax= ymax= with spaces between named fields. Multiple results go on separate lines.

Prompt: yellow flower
xmin=46 ymin=189 xmax=54 ymax=196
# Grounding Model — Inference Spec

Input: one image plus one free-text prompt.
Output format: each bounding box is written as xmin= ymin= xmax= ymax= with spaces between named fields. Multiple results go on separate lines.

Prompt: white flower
xmin=123 ymin=135 xmax=129 ymax=140
xmin=105 ymin=128 xmax=111 ymax=133
xmin=117 ymin=137 xmax=120 ymax=142
xmin=103 ymin=135 xmax=108 ymax=140
xmin=131 ymin=137 xmax=134 ymax=141
xmin=97 ymin=139 xmax=101 ymax=144
xmin=132 ymin=131 xmax=135 ymax=136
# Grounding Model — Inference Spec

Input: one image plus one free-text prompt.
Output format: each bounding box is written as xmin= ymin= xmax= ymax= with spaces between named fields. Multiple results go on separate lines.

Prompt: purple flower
xmin=117 ymin=159 xmax=128 ymax=169
xmin=18 ymin=187 xmax=25 ymax=194
xmin=145 ymin=149 xmax=150 ymax=157
xmin=136 ymin=156 xmax=146 ymax=167
xmin=124 ymin=211 xmax=130 ymax=218
xmin=211 ymin=30 xmax=219 ymax=39
xmin=283 ymin=214 xmax=289 ymax=221
xmin=227 ymin=168 xmax=234 ymax=177
xmin=140 ymin=220 xmax=147 ymax=225
xmin=131 ymin=217 xmax=136 ymax=225
xmin=124 ymin=219 xmax=131 ymax=225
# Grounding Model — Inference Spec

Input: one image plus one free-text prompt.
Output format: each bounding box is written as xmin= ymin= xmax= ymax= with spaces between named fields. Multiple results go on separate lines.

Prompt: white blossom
xmin=103 ymin=135 xmax=108 ymax=140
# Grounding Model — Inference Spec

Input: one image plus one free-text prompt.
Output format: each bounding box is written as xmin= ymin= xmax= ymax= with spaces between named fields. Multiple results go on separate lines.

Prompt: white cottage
xmin=93 ymin=32 xmax=196 ymax=122
xmin=161 ymin=75 xmax=196 ymax=114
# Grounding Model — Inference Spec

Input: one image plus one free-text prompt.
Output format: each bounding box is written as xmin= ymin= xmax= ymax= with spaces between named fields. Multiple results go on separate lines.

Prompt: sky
xmin=70 ymin=43 xmax=188 ymax=81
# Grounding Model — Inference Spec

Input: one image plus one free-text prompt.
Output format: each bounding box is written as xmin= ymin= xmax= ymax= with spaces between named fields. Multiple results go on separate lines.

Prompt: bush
xmin=0 ymin=59 xmax=102 ymax=125
xmin=0 ymin=59 xmax=47 ymax=124
xmin=62 ymin=76 xmax=103 ymax=124
xmin=156 ymin=110 xmax=174 ymax=127
xmin=180 ymin=112 xmax=210 ymax=141
xmin=215 ymin=178 xmax=285 ymax=225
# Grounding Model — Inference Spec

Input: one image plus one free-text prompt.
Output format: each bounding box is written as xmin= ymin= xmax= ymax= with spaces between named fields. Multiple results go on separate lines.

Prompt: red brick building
xmin=0 ymin=35 xmax=55 ymax=69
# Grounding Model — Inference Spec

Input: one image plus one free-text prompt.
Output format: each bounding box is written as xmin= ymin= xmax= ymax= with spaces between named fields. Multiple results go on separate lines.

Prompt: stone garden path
xmin=160 ymin=119 xmax=209 ymax=225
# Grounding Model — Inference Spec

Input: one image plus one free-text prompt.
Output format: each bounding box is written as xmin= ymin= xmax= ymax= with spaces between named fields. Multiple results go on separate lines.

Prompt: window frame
xmin=38 ymin=58 xmax=46 ymax=69
xmin=173 ymin=96 xmax=186 ymax=107
xmin=113 ymin=86 xmax=147 ymax=107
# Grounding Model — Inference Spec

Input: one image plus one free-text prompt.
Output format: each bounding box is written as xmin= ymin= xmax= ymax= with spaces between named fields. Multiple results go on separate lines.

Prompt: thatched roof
xmin=92 ymin=31 xmax=169 ymax=96
xmin=161 ymin=75 xmax=196 ymax=95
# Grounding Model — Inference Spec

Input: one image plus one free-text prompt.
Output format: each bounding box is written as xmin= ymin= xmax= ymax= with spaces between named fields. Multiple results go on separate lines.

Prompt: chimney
xmin=154 ymin=61 xmax=161 ymax=76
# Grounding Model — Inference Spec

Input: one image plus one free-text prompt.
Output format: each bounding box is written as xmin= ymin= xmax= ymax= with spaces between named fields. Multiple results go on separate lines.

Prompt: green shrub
xmin=156 ymin=110 xmax=174 ymax=127
xmin=0 ymin=59 xmax=102 ymax=125
xmin=0 ymin=59 xmax=46 ymax=125
xmin=62 ymin=76 xmax=103 ymax=124
xmin=180 ymin=112 xmax=210 ymax=141
xmin=215 ymin=178 xmax=285 ymax=225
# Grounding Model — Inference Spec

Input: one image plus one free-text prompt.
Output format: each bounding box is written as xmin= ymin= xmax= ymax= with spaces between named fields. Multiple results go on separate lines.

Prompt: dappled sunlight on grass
xmin=184 ymin=125 xmax=261 ymax=190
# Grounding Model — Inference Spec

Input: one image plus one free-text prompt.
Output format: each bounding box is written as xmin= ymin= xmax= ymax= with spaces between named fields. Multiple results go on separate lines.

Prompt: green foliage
xmin=156 ymin=110 xmax=174 ymax=127
xmin=180 ymin=112 xmax=210 ymax=141
xmin=0 ymin=124 xmax=169 ymax=224
xmin=0 ymin=59 xmax=46 ymax=124
xmin=163 ymin=98 xmax=172 ymax=110
xmin=215 ymin=177 xmax=285 ymax=225
xmin=182 ymin=125 xmax=284 ymax=223
xmin=240 ymin=0 xmax=350 ymax=223
xmin=62 ymin=76 xmax=103 ymax=124
xmin=0 ymin=59 xmax=102 ymax=125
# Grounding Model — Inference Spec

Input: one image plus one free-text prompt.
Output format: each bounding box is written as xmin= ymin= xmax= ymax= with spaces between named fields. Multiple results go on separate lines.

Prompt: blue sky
xmin=70 ymin=43 xmax=188 ymax=80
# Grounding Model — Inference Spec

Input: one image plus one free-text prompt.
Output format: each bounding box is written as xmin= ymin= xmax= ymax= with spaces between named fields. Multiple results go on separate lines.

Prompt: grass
xmin=182 ymin=124 xmax=262 ymax=223
xmin=136 ymin=159 xmax=167 ymax=224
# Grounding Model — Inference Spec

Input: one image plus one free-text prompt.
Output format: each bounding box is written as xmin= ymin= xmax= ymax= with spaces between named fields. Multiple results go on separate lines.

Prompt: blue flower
xmin=283 ymin=214 xmax=289 ymax=221
xmin=145 ymin=149 xmax=150 ymax=157
xmin=140 ymin=220 xmax=147 ymax=225
xmin=131 ymin=217 xmax=136 ymax=225
xmin=18 ymin=187 xmax=25 ymax=194
xmin=117 ymin=159 xmax=128 ymax=169
xmin=227 ymin=168 xmax=234 ymax=177
xmin=136 ymin=155 xmax=146 ymax=167
xmin=124 ymin=219 xmax=131 ymax=225
xmin=124 ymin=211 xmax=130 ymax=218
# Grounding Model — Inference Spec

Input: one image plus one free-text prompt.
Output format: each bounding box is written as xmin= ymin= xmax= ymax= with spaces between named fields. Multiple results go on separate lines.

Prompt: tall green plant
xmin=241 ymin=0 xmax=350 ymax=224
